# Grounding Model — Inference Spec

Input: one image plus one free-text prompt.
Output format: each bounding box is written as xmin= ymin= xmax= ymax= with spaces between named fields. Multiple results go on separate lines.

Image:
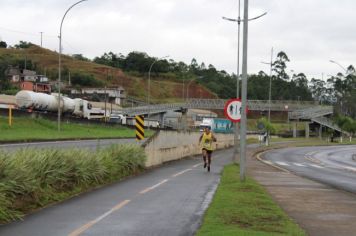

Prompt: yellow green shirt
xmin=201 ymin=132 xmax=214 ymax=151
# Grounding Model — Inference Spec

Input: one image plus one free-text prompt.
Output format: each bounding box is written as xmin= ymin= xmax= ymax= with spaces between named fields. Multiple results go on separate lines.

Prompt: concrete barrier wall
xmin=144 ymin=130 xmax=234 ymax=167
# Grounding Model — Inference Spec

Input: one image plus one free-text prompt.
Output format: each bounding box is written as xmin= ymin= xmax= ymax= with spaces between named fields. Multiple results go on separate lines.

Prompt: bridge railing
xmin=120 ymin=99 xmax=321 ymax=116
xmin=120 ymin=103 xmax=185 ymax=116
xmin=186 ymin=99 xmax=318 ymax=111
xmin=289 ymin=106 xmax=333 ymax=119
xmin=311 ymin=116 xmax=348 ymax=135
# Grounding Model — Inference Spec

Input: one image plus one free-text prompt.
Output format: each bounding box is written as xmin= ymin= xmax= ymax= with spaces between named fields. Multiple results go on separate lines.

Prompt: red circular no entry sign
xmin=224 ymin=98 xmax=242 ymax=123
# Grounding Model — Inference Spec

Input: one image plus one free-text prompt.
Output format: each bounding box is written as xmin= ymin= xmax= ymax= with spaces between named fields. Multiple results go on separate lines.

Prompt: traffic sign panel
xmin=224 ymin=98 xmax=242 ymax=123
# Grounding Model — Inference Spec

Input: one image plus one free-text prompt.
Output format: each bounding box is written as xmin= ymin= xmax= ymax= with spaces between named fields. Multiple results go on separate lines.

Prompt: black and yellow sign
xmin=135 ymin=115 xmax=145 ymax=140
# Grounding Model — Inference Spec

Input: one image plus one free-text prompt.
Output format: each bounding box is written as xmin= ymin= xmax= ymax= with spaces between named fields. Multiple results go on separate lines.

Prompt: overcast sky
xmin=1 ymin=0 xmax=355 ymax=79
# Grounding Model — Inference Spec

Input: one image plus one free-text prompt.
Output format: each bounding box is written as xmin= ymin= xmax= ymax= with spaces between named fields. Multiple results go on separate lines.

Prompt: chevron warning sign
xmin=135 ymin=115 xmax=145 ymax=141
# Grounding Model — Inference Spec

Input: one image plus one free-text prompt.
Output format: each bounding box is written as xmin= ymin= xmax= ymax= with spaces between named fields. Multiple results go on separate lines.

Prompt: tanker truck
xmin=15 ymin=90 xmax=105 ymax=119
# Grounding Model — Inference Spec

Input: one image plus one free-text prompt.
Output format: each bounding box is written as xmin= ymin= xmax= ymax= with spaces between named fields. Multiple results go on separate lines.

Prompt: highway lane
xmin=0 ymin=148 xmax=233 ymax=236
xmin=0 ymin=138 xmax=139 ymax=151
xmin=262 ymin=145 xmax=356 ymax=193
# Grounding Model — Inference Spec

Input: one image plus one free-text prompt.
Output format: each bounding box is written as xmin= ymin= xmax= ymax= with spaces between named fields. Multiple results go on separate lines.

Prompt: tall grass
xmin=0 ymin=144 xmax=146 ymax=223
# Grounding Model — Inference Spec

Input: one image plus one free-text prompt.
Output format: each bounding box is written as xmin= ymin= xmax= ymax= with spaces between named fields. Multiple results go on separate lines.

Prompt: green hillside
xmin=0 ymin=45 xmax=216 ymax=103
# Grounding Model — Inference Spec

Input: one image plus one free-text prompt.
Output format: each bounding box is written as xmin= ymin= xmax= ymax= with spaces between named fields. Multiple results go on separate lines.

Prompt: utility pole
xmin=222 ymin=1 xmax=266 ymax=164
xmin=240 ymin=0 xmax=249 ymax=182
xmin=40 ymin=32 xmax=43 ymax=47
xmin=235 ymin=0 xmax=241 ymax=164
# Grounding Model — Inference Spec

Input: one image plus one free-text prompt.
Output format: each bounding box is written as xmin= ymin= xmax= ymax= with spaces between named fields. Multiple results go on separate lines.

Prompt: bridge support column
xmin=319 ymin=125 xmax=322 ymax=139
xmin=159 ymin=113 xmax=165 ymax=128
xmin=180 ymin=108 xmax=188 ymax=132
xmin=305 ymin=122 xmax=310 ymax=139
xmin=293 ymin=122 xmax=297 ymax=138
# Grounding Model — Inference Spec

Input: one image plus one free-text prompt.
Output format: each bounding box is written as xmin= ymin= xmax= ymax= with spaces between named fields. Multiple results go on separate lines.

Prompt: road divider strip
xmin=139 ymin=179 xmax=169 ymax=194
xmin=68 ymin=199 xmax=131 ymax=236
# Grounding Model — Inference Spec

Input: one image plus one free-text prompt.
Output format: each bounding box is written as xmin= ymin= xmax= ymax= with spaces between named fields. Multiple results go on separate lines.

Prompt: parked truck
xmin=199 ymin=118 xmax=233 ymax=133
xmin=15 ymin=90 xmax=105 ymax=119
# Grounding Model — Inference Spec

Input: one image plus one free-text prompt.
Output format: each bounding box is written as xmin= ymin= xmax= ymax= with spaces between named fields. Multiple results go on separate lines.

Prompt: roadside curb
xmin=254 ymin=148 xmax=290 ymax=173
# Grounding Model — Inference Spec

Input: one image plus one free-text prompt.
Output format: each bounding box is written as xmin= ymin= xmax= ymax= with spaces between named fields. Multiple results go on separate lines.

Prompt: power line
xmin=0 ymin=26 xmax=57 ymax=38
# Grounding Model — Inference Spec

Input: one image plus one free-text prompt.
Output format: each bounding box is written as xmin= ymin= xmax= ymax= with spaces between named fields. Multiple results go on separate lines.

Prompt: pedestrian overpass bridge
xmin=117 ymin=99 xmax=345 ymax=136
xmin=119 ymin=99 xmax=320 ymax=116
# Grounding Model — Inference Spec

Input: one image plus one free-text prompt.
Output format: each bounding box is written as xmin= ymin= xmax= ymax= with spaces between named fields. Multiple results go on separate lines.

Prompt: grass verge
xmin=0 ymin=116 xmax=154 ymax=142
xmin=0 ymin=144 xmax=146 ymax=224
xmin=196 ymin=164 xmax=306 ymax=236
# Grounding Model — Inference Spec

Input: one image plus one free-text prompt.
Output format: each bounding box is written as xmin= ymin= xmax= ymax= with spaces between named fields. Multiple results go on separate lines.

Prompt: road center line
xmin=172 ymin=169 xmax=192 ymax=177
xmin=68 ymin=199 xmax=131 ymax=236
xmin=344 ymin=166 xmax=356 ymax=172
xmin=309 ymin=164 xmax=323 ymax=168
xmin=139 ymin=179 xmax=169 ymax=194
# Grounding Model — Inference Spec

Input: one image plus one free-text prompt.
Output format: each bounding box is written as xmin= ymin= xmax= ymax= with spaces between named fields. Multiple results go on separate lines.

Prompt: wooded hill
xmin=0 ymin=43 xmax=216 ymax=103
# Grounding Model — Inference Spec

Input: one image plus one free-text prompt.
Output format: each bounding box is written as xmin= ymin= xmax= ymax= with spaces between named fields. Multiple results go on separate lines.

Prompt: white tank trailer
xmin=15 ymin=90 xmax=105 ymax=119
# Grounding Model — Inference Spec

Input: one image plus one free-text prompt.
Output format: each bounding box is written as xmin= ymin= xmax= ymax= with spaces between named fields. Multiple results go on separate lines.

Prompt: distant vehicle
xmin=15 ymin=90 xmax=105 ymax=119
xmin=199 ymin=118 xmax=233 ymax=133
xmin=109 ymin=113 xmax=160 ymax=128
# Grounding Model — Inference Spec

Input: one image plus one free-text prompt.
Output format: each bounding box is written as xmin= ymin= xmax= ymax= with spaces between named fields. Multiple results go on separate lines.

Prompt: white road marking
xmin=275 ymin=161 xmax=289 ymax=166
xmin=293 ymin=163 xmax=306 ymax=167
xmin=309 ymin=164 xmax=323 ymax=169
xmin=193 ymin=163 xmax=203 ymax=168
xmin=172 ymin=169 xmax=192 ymax=177
xmin=344 ymin=166 xmax=356 ymax=172
xmin=139 ymin=179 xmax=169 ymax=194
xmin=68 ymin=199 xmax=131 ymax=236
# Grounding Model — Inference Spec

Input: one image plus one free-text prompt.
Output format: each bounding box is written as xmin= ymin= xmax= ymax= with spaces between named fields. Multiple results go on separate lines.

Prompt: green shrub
xmin=71 ymin=72 xmax=104 ymax=87
xmin=0 ymin=144 xmax=146 ymax=223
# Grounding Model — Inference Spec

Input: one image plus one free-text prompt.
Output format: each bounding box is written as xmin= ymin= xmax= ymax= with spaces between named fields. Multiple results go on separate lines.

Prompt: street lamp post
xmin=147 ymin=55 xmax=169 ymax=126
xmin=58 ymin=0 xmax=88 ymax=131
xmin=186 ymin=76 xmax=203 ymax=100
xmin=261 ymin=47 xmax=274 ymax=145
xmin=223 ymin=3 xmax=267 ymax=164
xmin=186 ymin=78 xmax=195 ymax=101
xmin=329 ymin=60 xmax=350 ymax=115
xmin=239 ymin=0 xmax=249 ymax=182
xmin=329 ymin=60 xmax=347 ymax=74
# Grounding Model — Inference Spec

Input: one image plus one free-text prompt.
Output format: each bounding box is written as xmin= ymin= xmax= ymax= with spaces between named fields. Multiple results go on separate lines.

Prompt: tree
xmin=310 ymin=78 xmax=328 ymax=103
xmin=272 ymin=51 xmax=290 ymax=80
xmin=72 ymin=54 xmax=90 ymax=62
xmin=334 ymin=115 xmax=356 ymax=140
xmin=14 ymin=41 xmax=33 ymax=49
xmin=0 ymin=41 xmax=7 ymax=48
xmin=293 ymin=73 xmax=308 ymax=87
xmin=327 ymin=67 xmax=356 ymax=117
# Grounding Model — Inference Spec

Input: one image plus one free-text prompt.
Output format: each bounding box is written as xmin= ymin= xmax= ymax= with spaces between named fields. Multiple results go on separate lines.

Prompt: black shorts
xmin=202 ymin=148 xmax=213 ymax=154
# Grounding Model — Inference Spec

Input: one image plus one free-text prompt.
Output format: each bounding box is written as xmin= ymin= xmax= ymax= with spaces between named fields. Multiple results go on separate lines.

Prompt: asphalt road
xmin=0 ymin=148 xmax=233 ymax=236
xmin=0 ymin=138 xmax=139 ymax=151
xmin=262 ymin=145 xmax=356 ymax=193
